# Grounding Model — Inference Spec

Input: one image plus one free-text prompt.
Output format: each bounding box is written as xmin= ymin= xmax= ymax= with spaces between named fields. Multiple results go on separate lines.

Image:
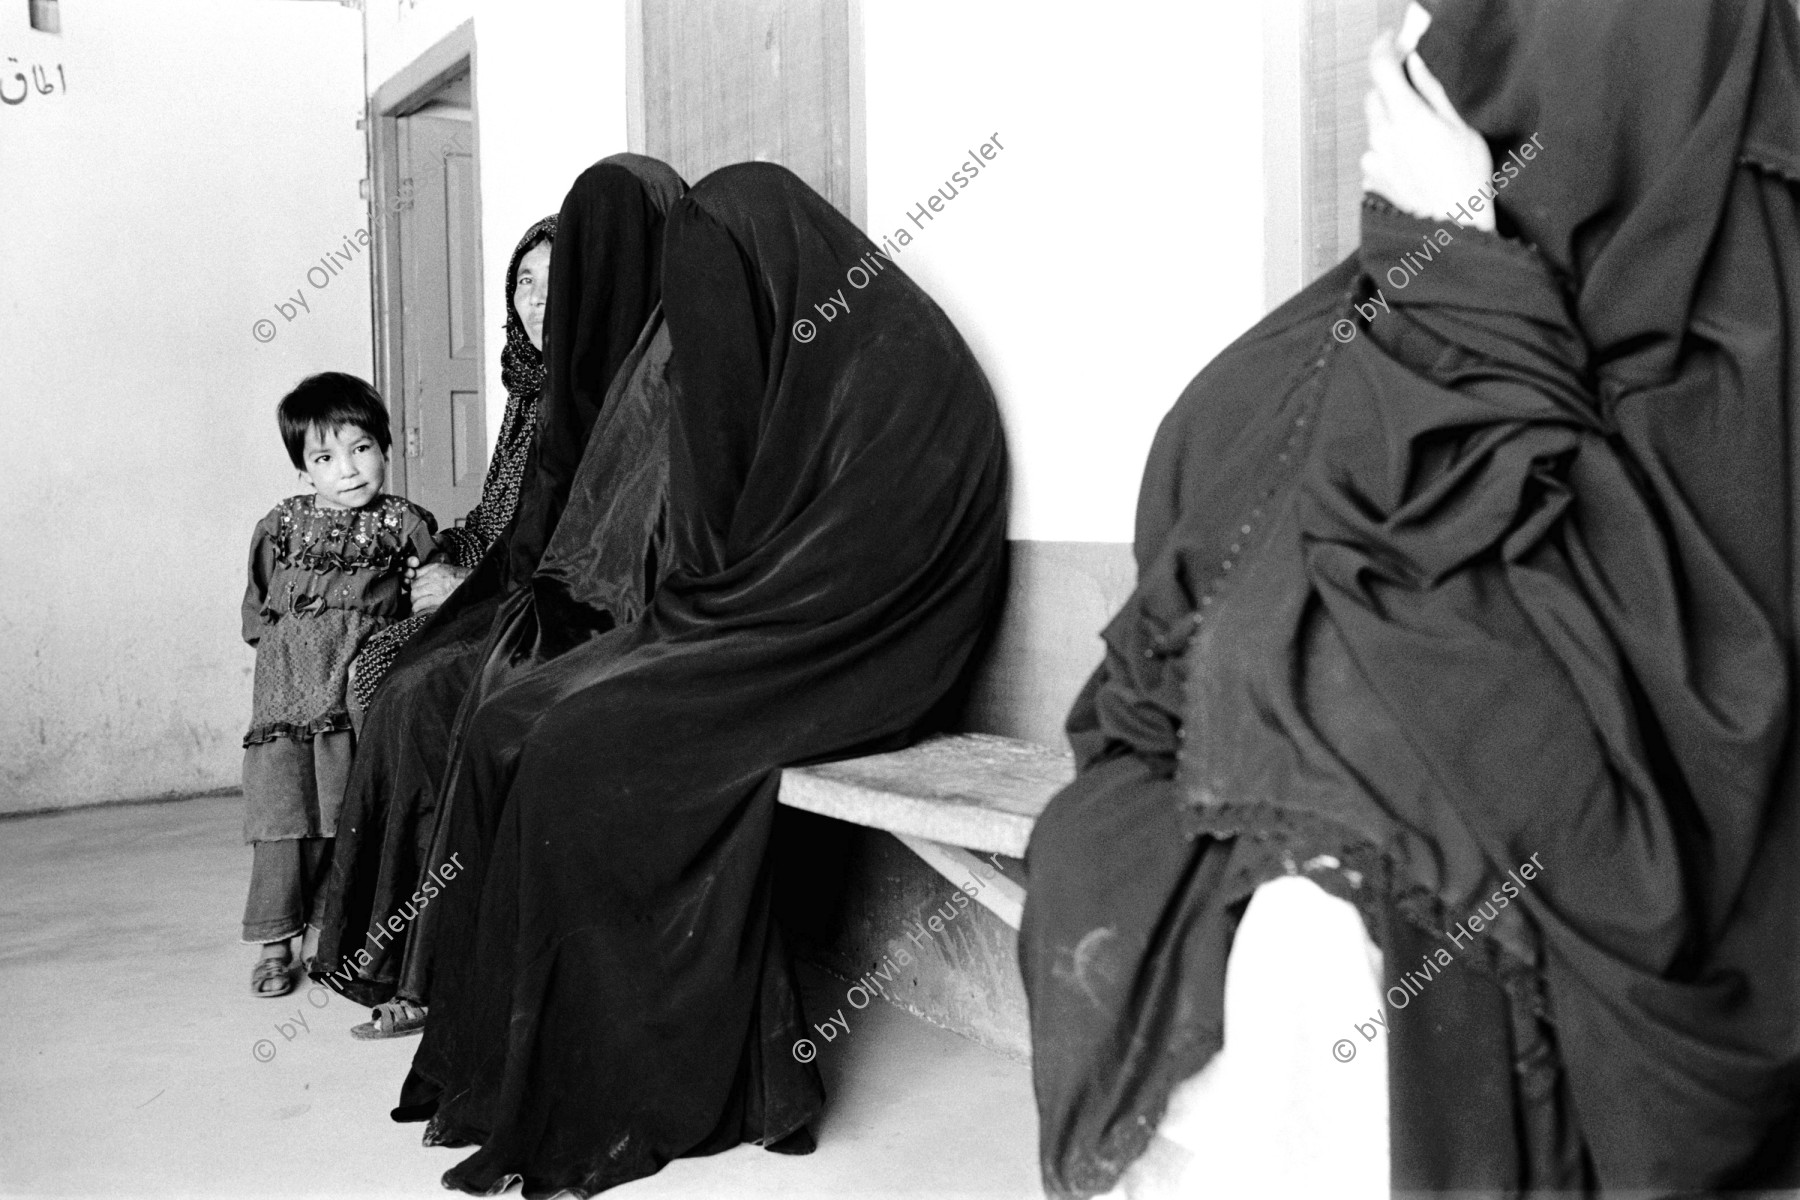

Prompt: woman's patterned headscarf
xmin=500 ymin=214 xmax=558 ymax=407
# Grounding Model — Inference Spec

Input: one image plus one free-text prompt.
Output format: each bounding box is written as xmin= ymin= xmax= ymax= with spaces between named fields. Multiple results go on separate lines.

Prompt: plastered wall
xmin=0 ymin=0 xmax=368 ymax=812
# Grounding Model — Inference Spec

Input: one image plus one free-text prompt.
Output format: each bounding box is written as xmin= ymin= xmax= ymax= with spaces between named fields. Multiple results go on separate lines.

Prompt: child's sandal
xmin=251 ymin=955 xmax=294 ymax=998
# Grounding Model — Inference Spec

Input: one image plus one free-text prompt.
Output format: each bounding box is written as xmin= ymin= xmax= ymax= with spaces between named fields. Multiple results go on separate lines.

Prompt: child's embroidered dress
xmin=242 ymin=494 xmax=436 ymax=841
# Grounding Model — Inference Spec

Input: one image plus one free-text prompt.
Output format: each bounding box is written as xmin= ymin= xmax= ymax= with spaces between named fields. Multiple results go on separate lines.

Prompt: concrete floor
xmin=0 ymin=795 xmax=1042 ymax=1199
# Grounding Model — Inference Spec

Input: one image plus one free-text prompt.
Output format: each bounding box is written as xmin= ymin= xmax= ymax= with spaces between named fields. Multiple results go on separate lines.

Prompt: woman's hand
xmin=1361 ymin=31 xmax=1495 ymax=231
xmin=405 ymin=558 xmax=470 ymax=614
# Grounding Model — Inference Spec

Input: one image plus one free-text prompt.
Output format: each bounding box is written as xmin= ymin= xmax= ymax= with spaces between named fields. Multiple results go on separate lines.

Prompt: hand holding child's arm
xmin=406 ymin=557 xmax=470 ymax=614
xmin=400 ymin=512 xmax=463 ymax=616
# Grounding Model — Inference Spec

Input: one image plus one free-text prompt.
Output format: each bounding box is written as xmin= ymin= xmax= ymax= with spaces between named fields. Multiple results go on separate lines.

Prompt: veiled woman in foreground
xmin=312 ymin=155 xmax=686 ymax=1033
xmin=1021 ymin=0 xmax=1800 ymax=1195
xmin=401 ymin=162 xmax=1008 ymax=1196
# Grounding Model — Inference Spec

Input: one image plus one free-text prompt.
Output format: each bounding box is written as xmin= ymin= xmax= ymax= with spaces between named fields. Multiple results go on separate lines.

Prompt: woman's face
xmin=513 ymin=239 xmax=552 ymax=351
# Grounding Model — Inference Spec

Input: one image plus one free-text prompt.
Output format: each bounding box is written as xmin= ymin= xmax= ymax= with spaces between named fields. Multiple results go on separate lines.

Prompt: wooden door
xmin=634 ymin=0 xmax=861 ymax=224
xmin=394 ymin=112 xmax=484 ymax=526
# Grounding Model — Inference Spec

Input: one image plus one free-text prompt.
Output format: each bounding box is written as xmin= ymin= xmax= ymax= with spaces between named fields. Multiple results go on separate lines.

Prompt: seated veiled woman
xmin=397 ymin=162 xmax=1009 ymax=1197
xmin=311 ymin=155 xmax=686 ymax=1036
xmin=346 ymin=212 xmax=557 ymax=711
xmin=1021 ymin=1 xmax=1800 ymax=1196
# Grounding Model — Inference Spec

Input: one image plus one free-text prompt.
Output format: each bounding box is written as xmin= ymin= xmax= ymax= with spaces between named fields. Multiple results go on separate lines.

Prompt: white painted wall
xmin=0 ymin=1 xmax=368 ymax=813
xmin=862 ymin=2 xmax=1268 ymax=542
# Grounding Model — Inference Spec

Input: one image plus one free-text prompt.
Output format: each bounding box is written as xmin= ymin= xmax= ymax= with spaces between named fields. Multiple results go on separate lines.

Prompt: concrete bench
xmin=779 ymin=732 xmax=1073 ymax=930
xmin=775 ymin=733 xmax=1073 ymax=1060
xmin=770 ymin=542 xmax=1129 ymax=1059
xmin=770 ymin=726 xmax=1065 ymax=1065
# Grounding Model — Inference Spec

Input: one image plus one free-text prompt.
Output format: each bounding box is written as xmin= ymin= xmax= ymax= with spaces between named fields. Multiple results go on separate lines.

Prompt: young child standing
xmin=241 ymin=373 xmax=437 ymax=997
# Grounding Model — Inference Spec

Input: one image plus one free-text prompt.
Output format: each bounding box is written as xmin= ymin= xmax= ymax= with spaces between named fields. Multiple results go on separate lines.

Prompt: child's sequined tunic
xmin=241 ymin=494 xmax=436 ymax=840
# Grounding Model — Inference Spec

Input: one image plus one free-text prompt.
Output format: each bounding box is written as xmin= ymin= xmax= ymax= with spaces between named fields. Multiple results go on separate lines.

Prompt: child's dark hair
xmin=277 ymin=372 xmax=393 ymax=470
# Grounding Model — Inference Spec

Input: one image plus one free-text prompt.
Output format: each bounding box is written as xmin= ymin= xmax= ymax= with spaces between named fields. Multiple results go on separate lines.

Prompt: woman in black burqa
xmin=397 ymin=161 xmax=1007 ymax=1196
xmin=311 ymin=154 xmax=686 ymax=1033
xmin=1020 ymin=0 xmax=1800 ymax=1194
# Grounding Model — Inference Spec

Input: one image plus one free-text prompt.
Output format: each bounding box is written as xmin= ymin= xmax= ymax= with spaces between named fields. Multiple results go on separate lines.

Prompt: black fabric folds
xmin=500 ymin=153 xmax=686 ymax=596
xmin=312 ymin=155 xmax=685 ymax=1008
xmin=401 ymin=162 xmax=1007 ymax=1198
xmin=1021 ymin=0 xmax=1800 ymax=1195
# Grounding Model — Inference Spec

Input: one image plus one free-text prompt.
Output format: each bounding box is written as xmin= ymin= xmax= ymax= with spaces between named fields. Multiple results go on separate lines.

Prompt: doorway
xmin=368 ymin=23 xmax=486 ymax=528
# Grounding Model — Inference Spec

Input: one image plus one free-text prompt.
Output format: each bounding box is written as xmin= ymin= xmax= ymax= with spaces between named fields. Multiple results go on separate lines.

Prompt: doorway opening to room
xmin=367 ymin=22 xmax=485 ymax=527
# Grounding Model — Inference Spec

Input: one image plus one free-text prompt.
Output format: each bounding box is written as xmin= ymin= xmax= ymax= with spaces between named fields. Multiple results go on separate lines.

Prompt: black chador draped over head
xmin=1021 ymin=0 xmax=1800 ymax=1194
xmin=401 ymin=161 xmax=1007 ymax=1198
xmin=311 ymin=154 xmax=685 ymax=1012
xmin=500 ymin=153 xmax=686 ymax=597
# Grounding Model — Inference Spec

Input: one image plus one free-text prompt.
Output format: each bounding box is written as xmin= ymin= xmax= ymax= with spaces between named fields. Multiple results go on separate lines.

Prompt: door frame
xmin=1262 ymin=0 xmax=1406 ymax=312
xmin=365 ymin=19 xmax=483 ymax=500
